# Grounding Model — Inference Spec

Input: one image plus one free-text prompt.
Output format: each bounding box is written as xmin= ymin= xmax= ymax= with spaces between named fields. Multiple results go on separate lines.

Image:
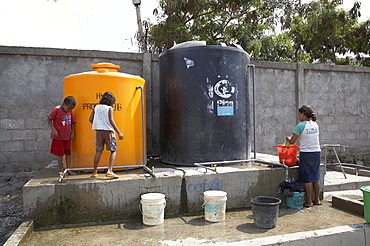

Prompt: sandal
xmin=105 ymin=174 xmax=119 ymax=179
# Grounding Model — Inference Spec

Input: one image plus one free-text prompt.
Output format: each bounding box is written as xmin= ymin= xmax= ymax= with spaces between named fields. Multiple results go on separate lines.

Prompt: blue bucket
xmin=286 ymin=192 xmax=305 ymax=208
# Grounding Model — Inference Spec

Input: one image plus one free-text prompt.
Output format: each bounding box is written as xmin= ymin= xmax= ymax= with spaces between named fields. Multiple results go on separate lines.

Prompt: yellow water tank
xmin=63 ymin=63 xmax=146 ymax=169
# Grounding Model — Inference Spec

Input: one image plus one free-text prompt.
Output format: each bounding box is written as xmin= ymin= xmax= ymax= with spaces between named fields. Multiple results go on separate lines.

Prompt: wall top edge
xmin=0 ymin=45 xmax=158 ymax=61
xmin=251 ymin=60 xmax=370 ymax=73
xmin=0 ymin=45 xmax=367 ymax=72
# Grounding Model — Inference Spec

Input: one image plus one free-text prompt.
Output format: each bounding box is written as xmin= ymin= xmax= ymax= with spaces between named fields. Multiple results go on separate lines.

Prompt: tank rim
xmin=159 ymin=45 xmax=249 ymax=58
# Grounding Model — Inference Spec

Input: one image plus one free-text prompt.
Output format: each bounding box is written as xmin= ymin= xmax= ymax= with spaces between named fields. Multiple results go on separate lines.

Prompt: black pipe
xmin=328 ymin=163 xmax=370 ymax=170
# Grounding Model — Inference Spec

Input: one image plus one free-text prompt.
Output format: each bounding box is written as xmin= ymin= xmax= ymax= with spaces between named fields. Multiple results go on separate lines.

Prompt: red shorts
xmin=50 ymin=139 xmax=71 ymax=156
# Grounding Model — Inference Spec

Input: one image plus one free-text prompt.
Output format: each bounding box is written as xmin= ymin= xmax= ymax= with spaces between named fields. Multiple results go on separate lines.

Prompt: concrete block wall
xmin=1 ymin=46 xmax=369 ymax=173
xmin=302 ymin=64 xmax=370 ymax=164
xmin=252 ymin=61 xmax=370 ymax=164
xmin=250 ymin=62 xmax=297 ymax=153
xmin=0 ymin=46 xmax=159 ymax=173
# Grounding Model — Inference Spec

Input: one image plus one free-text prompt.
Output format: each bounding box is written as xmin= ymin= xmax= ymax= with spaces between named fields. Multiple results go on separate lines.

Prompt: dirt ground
xmin=0 ymin=172 xmax=35 ymax=246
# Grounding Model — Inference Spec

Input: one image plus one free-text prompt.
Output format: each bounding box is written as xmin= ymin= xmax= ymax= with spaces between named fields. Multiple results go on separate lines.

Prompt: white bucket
xmin=140 ymin=193 xmax=166 ymax=226
xmin=203 ymin=190 xmax=227 ymax=222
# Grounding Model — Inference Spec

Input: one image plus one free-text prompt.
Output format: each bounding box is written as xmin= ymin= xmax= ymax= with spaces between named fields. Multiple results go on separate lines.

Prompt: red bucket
xmin=276 ymin=145 xmax=299 ymax=167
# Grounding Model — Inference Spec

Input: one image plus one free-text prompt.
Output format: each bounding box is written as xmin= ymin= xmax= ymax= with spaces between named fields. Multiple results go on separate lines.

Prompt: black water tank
xmin=159 ymin=42 xmax=250 ymax=165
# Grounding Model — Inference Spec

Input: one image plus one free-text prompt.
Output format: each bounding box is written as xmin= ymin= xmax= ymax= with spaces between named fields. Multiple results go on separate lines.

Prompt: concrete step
xmin=324 ymin=189 xmax=364 ymax=217
xmin=324 ymin=171 xmax=370 ymax=217
xmin=324 ymin=170 xmax=370 ymax=192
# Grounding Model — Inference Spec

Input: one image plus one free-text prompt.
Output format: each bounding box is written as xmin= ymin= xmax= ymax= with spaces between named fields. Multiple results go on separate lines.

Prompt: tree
xmin=345 ymin=20 xmax=370 ymax=56
xmin=247 ymin=33 xmax=292 ymax=62
xmin=288 ymin=0 xmax=366 ymax=64
xmin=147 ymin=0 xmax=300 ymax=54
xmin=147 ymin=0 xmax=369 ymax=66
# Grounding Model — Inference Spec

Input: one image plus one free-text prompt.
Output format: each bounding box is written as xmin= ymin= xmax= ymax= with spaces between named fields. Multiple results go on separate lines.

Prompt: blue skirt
xmin=299 ymin=152 xmax=321 ymax=183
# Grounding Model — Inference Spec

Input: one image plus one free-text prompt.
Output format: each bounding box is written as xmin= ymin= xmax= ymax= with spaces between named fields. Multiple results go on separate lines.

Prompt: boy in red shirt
xmin=47 ymin=96 xmax=77 ymax=176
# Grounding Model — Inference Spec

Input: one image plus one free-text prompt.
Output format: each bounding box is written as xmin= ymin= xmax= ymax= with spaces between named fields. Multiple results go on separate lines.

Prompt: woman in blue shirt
xmin=286 ymin=105 xmax=321 ymax=207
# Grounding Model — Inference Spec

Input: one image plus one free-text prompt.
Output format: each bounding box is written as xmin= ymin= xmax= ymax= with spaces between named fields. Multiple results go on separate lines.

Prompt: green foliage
xmin=287 ymin=0 xmax=367 ymax=64
xmin=146 ymin=0 xmax=369 ymax=66
xmin=297 ymin=50 xmax=312 ymax=63
xmin=362 ymin=58 xmax=370 ymax=67
xmin=336 ymin=57 xmax=360 ymax=66
xmin=345 ymin=20 xmax=370 ymax=55
xmin=247 ymin=33 xmax=296 ymax=62
xmin=148 ymin=0 xmax=299 ymax=54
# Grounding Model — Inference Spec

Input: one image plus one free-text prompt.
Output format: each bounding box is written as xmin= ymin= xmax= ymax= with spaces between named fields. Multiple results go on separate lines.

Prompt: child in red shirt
xmin=47 ymin=96 xmax=77 ymax=176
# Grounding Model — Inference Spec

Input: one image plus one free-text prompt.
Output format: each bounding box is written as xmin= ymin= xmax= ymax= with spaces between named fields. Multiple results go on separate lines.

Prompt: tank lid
xmin=91 ymin=63 xmax=120 ymax=72
xmin=167 ymin=41 xmax=247 ymax=53
xmin=170 ymin=41 xmax=207 ymax=50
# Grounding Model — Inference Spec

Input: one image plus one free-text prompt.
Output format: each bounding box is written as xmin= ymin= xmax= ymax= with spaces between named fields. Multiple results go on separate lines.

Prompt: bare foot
xmin=67 ymin=170 xmax=77 ymax=175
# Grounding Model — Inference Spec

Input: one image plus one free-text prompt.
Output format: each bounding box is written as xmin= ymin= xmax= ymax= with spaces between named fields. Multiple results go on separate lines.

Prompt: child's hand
xmin=52 ymin=129 xmax=59 ymax=137
xmin=118 ymin=133 xmax=124 ymax=140
xmin=70 ymin=132 xmax=75 ymax=140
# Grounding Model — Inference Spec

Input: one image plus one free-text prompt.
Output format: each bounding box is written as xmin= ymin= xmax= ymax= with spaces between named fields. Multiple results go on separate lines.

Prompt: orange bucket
xmin=276 ymin=145 xmax=299 ymax=167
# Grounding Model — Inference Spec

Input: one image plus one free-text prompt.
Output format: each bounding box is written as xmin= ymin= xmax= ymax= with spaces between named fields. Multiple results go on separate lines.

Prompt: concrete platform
xmin=23 ymin=154 xmax=318 ymax=228
xmin=6 ymin=156 xmax=370 ymax=245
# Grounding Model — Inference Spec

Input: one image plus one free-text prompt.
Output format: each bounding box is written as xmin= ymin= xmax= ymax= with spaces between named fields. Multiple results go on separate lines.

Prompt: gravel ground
xmin=0 ymin=172 xmax=36 ymax=246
